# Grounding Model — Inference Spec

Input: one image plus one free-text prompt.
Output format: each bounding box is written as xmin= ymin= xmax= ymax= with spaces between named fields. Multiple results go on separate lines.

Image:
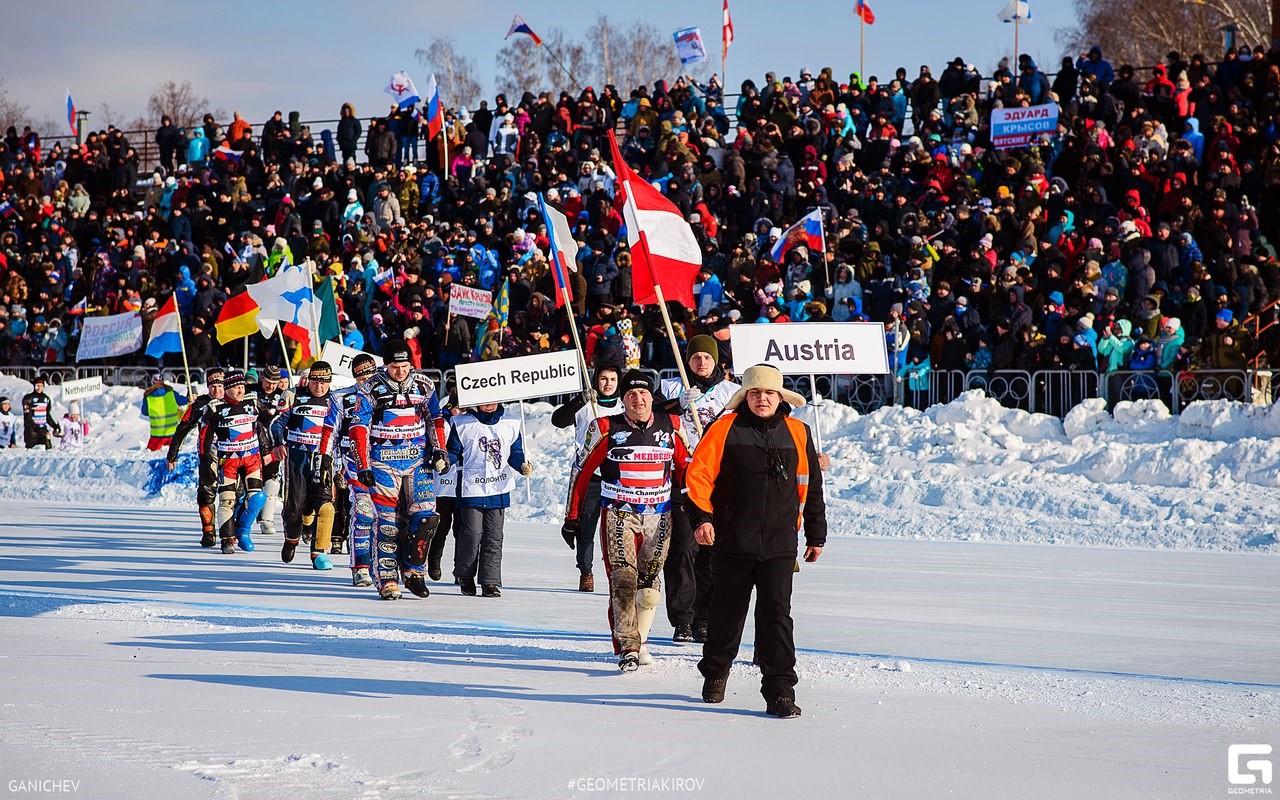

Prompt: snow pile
xmin=2 ymin=377 xmax=1278 ymax=551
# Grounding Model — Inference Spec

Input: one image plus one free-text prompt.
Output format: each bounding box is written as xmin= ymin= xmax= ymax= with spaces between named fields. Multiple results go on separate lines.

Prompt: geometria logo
xmin=1229 ymin=744 xmax=1273 ymax=794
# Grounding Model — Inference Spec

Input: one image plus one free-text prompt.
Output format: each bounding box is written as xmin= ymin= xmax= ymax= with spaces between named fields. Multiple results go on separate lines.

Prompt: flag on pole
xmin=68 ymin=296 xmax=88 ymax=316
xmin=505 ymin=14 xmax=543 ymax=46
xmin=215 ymin=290 xmax=260 ymax=344
xmin=606 ymin=131 xmax=702 ymax=308
xmin=423 ymin=74 xmax=443 ymax=140
xmin=770 ymin=210 xmax=826 ymax=264
xmin=145 ymin=295 xmax=183 ymax=359
xmin=997 ymin=0 xmax=1031 ymax=23
xmin=722 ymin=1 xmax=734 ymax=52
xmin=384 ymin=71 xmax=421 ymax=110
xmin=474 ymin=279 xmax=510 ymax=358
xmin=673 ymin=27 xmax=710 ymax=66
xmin=538 ymin=193 xmax=579 ymax=309
xmin=64 ymin=88 xmax=77 ymax=136
xmin=855 ymin=0 xmax=876 ymax=24
xmin=250 ymin=263 xmax=325 ymax=357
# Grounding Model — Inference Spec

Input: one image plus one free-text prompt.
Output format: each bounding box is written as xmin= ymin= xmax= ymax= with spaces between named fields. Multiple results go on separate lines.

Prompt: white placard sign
xmin=455 ymin=350 xmax=583 ymax=406
xmin=60 ymin=376 xmax=105 ymax=402
xmin=449 ymin=284 xmax=494 ymax=320
xmin=319 ymin=340 xmax=383 ymax=389
xmin=730 ymin=322 xmax=889 ymax=376
xmin=76 ymin=312 xmax=143 ymax=361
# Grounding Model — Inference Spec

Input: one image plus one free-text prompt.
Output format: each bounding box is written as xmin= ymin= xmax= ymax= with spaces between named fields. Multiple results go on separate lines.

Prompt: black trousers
xmin=664 ymin=504 xmax=712 ymax=628
xmin=698 ymin=552 xmax=798 ymax=702
xmin=427 ymin=496 xmax=456 ymax=563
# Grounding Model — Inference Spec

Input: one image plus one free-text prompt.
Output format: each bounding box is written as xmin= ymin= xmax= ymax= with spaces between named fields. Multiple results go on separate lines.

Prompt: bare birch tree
xmin=415 ymin=38 xmax=483 ymax=109
xmin=1057 ymin=0 xmax=1271 ymax=67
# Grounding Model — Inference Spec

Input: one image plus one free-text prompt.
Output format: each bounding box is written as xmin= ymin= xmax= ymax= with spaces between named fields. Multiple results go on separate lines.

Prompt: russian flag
xmin=145 ymin=294 xmax=184 ymax=359
xmin=538 ymin=192 xmax=578 ymax=308
xmin=65 ymin=88 xmax=77 ymax=137
xmin=68 ymin=296 xmax=88 ymax=316
xmin=505 ymin=14 xmax=543 ymax=46
xmin=770 ymin=209 xmax=826 ymax=264
xmin=855 ymin=0 xmax=876 ymax=25
xmin=423 ymin=74 xmax=443 ymax=141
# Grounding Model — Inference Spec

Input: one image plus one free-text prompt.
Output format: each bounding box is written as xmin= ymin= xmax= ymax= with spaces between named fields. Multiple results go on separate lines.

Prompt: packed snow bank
xmin=2 ymin=377 xmax=1278 ymax=552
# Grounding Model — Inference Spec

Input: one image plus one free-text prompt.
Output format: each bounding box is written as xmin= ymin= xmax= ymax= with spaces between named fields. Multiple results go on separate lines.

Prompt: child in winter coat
xmin=60 ymin=404 xmax=88 ymax=450
xmin=446 ymin=403 xmax=530 ymax=597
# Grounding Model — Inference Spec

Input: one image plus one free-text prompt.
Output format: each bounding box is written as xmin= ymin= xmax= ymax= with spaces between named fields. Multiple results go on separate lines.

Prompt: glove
xmin=519 ymin=462 xmax=533 ymax=477
xmin=356 ymin=469 xmax=375 ymax=489
xmin=679 ymin=386 xmax=703 ymax=411
xmin=429 ymin=449 xmax=450 ymax=473
xmin=310 ymin=453 xmax=332 ymax=483
xmin=582 ymin=387 xmax=599 ymax=406
xmin=560 ymin=519 xmax=579 ymax=549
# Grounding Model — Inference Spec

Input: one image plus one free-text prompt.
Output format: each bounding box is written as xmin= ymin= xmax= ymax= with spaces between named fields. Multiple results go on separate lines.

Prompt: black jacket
xmin=686 ymin=406 xmax=826 ymax=559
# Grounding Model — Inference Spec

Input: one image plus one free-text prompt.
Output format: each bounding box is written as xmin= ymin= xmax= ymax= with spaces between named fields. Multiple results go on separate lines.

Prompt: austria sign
xmin=990 ymin=103 xmax=1059 ymax=149
xmin=730 ymin=322 xmax=889 ymax=376
xmin=455 ymin=350 xmax=583 ymax=406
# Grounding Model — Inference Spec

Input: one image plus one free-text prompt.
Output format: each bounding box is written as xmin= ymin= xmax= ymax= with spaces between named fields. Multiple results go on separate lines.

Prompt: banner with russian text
xmin=990 ymin=103 xmax=1059 ymax=150
xmin=730 ymin=322 xmax=889 ymax=375
xmin=454 ymin=350 xmax=583 ymax=406
xmin=76 ymin=312 xmax=143 ymax=361
xmin=449 ymin=284 xmax=495 ymax=320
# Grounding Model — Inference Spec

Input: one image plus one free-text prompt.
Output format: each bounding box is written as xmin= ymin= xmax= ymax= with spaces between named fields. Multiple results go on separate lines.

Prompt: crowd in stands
xmin=2 ymin=41 xmax=1280 ymax=404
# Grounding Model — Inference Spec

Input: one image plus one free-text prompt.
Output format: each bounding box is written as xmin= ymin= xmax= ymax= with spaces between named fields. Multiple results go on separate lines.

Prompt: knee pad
xmin=237 ymin=490 xmax=268 ymax=528
xmin=314 ymin=503 xmax=335 ymax=550
xmin=352 ymin=494 xmax=375 ymax=529
xmin=199 ymin=505 xmax=215 ymax=535
xmin=637 ymin=587 xmax=662 ymax=610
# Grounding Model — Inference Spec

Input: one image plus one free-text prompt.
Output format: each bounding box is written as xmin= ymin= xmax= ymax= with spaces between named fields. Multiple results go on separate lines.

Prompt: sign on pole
xmin=455 ymin=350 xmax=583 ymax=406
xmin=730 ymin=322 xmax=889 ymax=376
xmin=990 ymin=103 xmax=1059 ymax=150
xmin=319 ymin=340 xmax=383 ymax=389
xmin=449 ymin=285 xmax=494 ymax=320
xmin=60 ymin=376 xmax=105 ymax=402
xmin=76 ymin=312 xmax=143 ymax=361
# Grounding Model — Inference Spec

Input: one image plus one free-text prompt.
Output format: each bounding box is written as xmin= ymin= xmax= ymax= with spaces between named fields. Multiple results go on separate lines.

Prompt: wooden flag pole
xmin=243 ymin=337 xmax=249 ymax=372
xmin=171 ymin=296 xmax=194 ymax=402
xmin=860 ymin=13 xmax=865 ymax=81
xmin=560 ymin=285 xmax=599 ymax=420
xmin=276 ymin=326 xmax=292 ymax=372
xmin=517 ymin=400 xmax=532 ymax=504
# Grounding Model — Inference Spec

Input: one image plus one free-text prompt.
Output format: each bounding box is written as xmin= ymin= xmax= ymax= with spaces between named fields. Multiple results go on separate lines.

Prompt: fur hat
xmin=725 ymin=364 xmax=807 ymax=411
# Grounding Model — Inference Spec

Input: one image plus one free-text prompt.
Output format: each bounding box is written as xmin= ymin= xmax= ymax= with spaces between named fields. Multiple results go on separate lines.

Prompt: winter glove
xmin=679 ymin=386 xmax=703 ymax=410
xmin=519 ymin=462 xmax=533 ymax=477
xmin=560 ymin=519 xmax=579 ymax=549
xmin=310 ymin=453 xmax=332 ymax=483
xmin=582 ymin=387 xmax=599 ymax=406
xmin=429 ymin=449 xmax=451 ymax=473
xmin=824 ymin=286 xmax=834 ymax=298
xmin=356 ymin=468 xmax=375 ymax=489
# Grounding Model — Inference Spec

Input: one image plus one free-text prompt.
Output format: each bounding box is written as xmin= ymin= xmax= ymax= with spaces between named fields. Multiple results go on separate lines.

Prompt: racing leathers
xmin=349 ymin=370 xmax=448 ymax=595
xmin=168 ymin=392 xmax=221 ymax=546
xmin=200 ymin=397 xmax=273 ymax=552
xmin=319 ymin=382 xmax=375 ymax=575
xmin=271 ymin=388 xmax=336 ymax=564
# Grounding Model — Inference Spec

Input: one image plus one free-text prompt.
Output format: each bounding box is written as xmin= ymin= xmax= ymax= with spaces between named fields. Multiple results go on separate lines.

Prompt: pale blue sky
xmin=2 ymin=0 xmax=1078 ymax=131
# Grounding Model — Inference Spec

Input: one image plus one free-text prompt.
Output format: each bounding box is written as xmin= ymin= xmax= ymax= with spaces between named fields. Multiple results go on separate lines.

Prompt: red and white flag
xmin=722 ymin=0 xmax=734 ymax=52
xmin=606 ymin=131 xmax=702 ymax=308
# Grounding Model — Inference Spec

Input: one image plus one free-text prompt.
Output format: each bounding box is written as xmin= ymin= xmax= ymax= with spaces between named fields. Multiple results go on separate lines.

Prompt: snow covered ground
xmin=0 ymin=373 xmax=1277 ymax=798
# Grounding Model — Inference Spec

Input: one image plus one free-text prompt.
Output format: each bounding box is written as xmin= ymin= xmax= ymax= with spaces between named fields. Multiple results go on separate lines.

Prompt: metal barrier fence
xmin=0 ymin=364 xmax=1259 ymax=417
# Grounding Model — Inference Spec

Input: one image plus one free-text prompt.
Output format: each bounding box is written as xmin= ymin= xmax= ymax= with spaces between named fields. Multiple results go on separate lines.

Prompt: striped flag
xmin=65 ymin=88 xmax=77 ymax=136
xmin=474 ymin=279 xmax=510 ymax=358
xmin=505 ymin=14 xmax=543 ymax=46
xmin=538 ymin=193 xmax=578 ymax=309
xmin=423 ymin=74 xmax=443 ymax=140
xmin=722 ymin=0 xmax=734 ymax=52
xmin=855 ymin=0 xmax=875 ymax=24
xmin=145 ymin=295 xmax=184 ymax=358
xmin=215 ymin=290 xmax=260 ymax=344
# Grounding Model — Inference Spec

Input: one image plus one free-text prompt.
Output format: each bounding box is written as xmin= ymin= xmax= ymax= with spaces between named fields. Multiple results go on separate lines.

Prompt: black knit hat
xmin=619 ymin=369 xmax=654 ymax=395
xmin=382 ymin=338 xmax=412 ymax=364
xmin=223 ymin=370 xmax=246 ymax=388
xmin=308 ymin=361 xmax=333 ymax=381
xmin=205 ymin=367 xmax=225 ymax=385
xmin=351 ymin=353 xmax=377 ymax=378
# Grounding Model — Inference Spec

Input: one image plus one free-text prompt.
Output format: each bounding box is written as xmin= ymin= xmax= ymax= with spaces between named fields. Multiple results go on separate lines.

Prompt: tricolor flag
xmin=997 ymin=0 xmax=1031 ymax=23
xmin=474 ymin=279 xmax=511 ymax=358
xmin=145 ymin=294 xmax=184 ymax=359
xmin=673 ymin=27 xmax=710 ymax=66
xmin=505 ymin=14 xmax=543 ymax=46
xmin=65 ymin=88 xmax=77 ymax=137
xmin=770 ymin=209 xmax=826 ymax=264
xmin=722 ymin=0 xmax=734 ymax=52
xmin=855 ymin=0 xmax=876 ymax=24
xmin=215 ymin=290 xmax=260 ymax=344
xmin=384 ymin=71 xmax=421 ymax=110
xmin=423 ymin=73 xmax=443 ymax=140
xmin=537 ymin=192 xmax=579 ymax=309
xmin=68 ymin=296 xmax=88 ymax=316
xmin=606 ymin=130 xmax=702 ymax=308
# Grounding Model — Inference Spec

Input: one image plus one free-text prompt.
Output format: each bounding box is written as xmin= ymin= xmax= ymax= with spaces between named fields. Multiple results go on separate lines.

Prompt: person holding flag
xmin=474 ymin=279 xmax=510 ymax=361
